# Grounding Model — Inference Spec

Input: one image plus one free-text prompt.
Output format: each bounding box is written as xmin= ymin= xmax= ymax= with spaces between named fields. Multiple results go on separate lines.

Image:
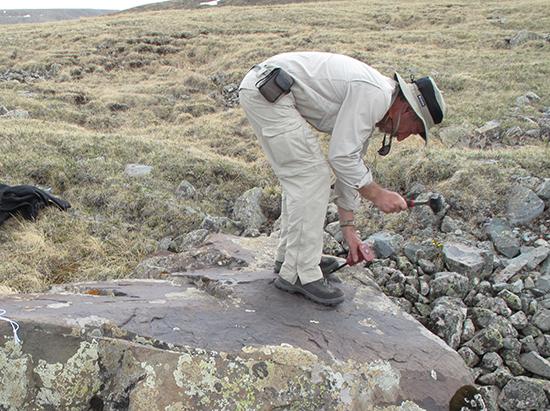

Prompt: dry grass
xmin=0 ymin=0 xmax=549 ymax=291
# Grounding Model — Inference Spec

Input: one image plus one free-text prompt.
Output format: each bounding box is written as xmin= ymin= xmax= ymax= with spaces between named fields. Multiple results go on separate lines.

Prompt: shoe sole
xmin=320 ymin=260 xmax=341 ymax=275
xmin=274 ymin=278 xmax=344 ymax=306
xmin=274 ymin=260 xmax=343 ymax=281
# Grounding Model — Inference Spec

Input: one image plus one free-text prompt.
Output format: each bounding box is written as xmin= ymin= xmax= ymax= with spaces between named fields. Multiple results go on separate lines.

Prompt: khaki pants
xmin=239 ymin=70 xmax=331 ymax=285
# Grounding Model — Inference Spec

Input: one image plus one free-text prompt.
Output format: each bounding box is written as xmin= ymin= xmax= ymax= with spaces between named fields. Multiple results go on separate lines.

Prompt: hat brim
xmin=394 ymin=72 xmax=429 ymax=141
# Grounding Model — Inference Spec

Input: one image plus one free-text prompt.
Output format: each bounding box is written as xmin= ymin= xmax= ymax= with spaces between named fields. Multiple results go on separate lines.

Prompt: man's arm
xmin=337 ymin=206 xmax=363 ymax=263
xmin=338 ymin=182 xmax=407 ymax=264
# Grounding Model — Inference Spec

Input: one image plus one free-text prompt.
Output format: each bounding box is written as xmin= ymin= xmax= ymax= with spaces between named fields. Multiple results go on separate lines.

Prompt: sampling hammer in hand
xmin=406 ymin=194 xmax=444 ymax=214
xmin=330 ymin=241 xmax=376 ymax=274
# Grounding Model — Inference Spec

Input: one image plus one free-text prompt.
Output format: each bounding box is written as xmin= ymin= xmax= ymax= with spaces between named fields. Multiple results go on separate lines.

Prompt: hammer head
xmin=428 ymin=195 xmax=444 ymax=214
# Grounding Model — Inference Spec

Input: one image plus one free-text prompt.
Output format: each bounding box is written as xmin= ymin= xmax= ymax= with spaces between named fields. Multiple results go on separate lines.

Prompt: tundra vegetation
xmin=0 ymin=0 xmax=548 ymax=293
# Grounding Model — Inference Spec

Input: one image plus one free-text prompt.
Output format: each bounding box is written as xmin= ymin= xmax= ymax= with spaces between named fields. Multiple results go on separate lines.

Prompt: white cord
xmin=0 ymin=309 xmax=22 ymax=345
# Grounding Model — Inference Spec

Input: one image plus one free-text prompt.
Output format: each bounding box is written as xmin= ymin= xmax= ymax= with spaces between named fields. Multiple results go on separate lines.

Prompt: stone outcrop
xmin=0 ymin=234 xmax=473 ymax=410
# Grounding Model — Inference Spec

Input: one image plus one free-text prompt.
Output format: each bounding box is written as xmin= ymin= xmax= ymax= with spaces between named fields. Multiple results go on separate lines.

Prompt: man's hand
xmin=342 ymin=227 xmax=376 ymax=265
xmin=342 ymin=226 xmax=363 ymax=264
xmin=359 ymin=182 xmax=407 ymax=213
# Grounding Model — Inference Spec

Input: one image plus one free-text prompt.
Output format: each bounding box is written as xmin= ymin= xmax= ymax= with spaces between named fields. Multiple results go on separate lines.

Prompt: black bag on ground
xmin=256 ymin=67 xmax=294 ymax=103
xmin=0 ymin=183 xmax=71 ymax=226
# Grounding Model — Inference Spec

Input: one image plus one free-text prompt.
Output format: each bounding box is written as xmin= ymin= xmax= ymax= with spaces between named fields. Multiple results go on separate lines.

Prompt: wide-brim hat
xmin=394 ymin=72 xmax=446 ymax=141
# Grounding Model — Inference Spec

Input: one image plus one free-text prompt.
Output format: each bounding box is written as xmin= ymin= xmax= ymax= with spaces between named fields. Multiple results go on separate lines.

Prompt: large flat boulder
xmin=0 ymin=234 xmax=473 ymax=410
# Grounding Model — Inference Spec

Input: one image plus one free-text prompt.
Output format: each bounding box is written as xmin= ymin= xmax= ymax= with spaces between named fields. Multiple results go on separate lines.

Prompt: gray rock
xmin=509 ymin=311 xmax=529 ymax=330
xmin=474 ymin=120 xmax=501 ymax=146
xmin=367 ymin=231 xmax=403 ymax=259
xmin=532 ymin=309 xmax=550 ymax=332
xmin=536 ymin=274 xmax=550 ymax=294
xmin=403 ymin=240 xmax=440 ymax=264
xmin=169 ymin=229 xmax=210 ymax=253
xmin=477 ymin=280 xmax=493 ymax=295
xmin=442 ymin=242 xmax=492 ymax=279
xmin=404 ymin=242 xmax=423 ymax=264
xmin=509 ymin=279 xmax=524 ymax=293
xmin=457 ymin=346 xmax=480 ymax=368
xmin=521 ymin=324 xmax=543 ymax=339
xmin=540 ymin=111 xmax=550 ymax=140
xmin=200 ymin=215 xmax=243 ymax=236
xmin=470 ymin=367 xmax=483 ymax=382
xmin=536 ymin=178 xmax=550 ymax=201
xmin=527 ymin=299 xmax=539 ymax=316
xmin=430 ymin=272 xmax=470 ymax=300
xmin=515 ymin=92 xmax=541 ymax=107
xmin=481 ymin=352 xmax=504 ymax=372
xmin=414 ymin=302 xmax=431 ymax=317
xmin=438 ymin=124 xmax=471 ymax=147
xmin=503 ymin=337 xmax=522 ymax=353
xmin=497 ymin=290 xmax=522 ymax=311
xmin=539 ymin=297 xmax=550 ymax=309
xmin=370 ymin=265 xmax=395 ymax=287
xmin=158 ymin=237 xmax=173 ymax=251
xmin=462 ymin=318 xmax=476 ymax=343
xmin=525 ymin=128 xmax=541 ymax=139
xmin=4 ymin=109 xmax=30 ymax=118
xmin=403 ymin=284 xmax=419 ymax=302
xmin=232 ymin=187 xmax=267 ymax=237
xmin=469 ymin=307 xmax=497 ymax=329
xmin=324 ymin=221 xmax=343 ymax=244
xmin=507 ymin=30 xmax=545 ymax=47
xmin=503 ymin=126 xmax=526 ymax=145
xmin=501 ymin=349 xmax=524 ymax=375
xmin=487 ymin=297 xmax=513 ymax=317
xmin=325 ymin=202 xmax=338 ymax=224
xmin=322 ymin=231 xmax=344 ymax=255
xmin=478 ymin=367 xmax=512 ymax=388
xmin=536 ymin=334 xmax=550 ymax=357
xmin=488 ymin=316 xmax=518 ymax=339
xmin=389 ymin=270 xmax=406 ymax=288
xmin=429 ymin=297 xmax=467 ymax=349
xmin=524 ymin=276 xmax=536 ymax=289
xmin=108 ymin=102 xmax=129 ymax=111
xmin=498 ymin=376 xmax=549 ymax=411
xmin=124 ymin=164 xmax=152 ymax=177
xmin=465 ymin=327 xmax=504 ymax=355
xmin=478 ymin=385 xmax=500 ymax=411
xmin=519 ymin=351 xmax=550 ymax=378
xmin=493 ymin=246 xmax=550 ymax=283
xmin=419 ymin=279 xmax=430 ymax=296
xmin=520 ymin=335 xmax=538 ymax=353
xmin=175 ymin=180 xmax=197 ymax=200
xmin=0 ymin=239 xmax=474 ymax=410
xmin=0 ymin=105 xmax=8 ymax=115
xmin=418 ymin=258 xmax=437 ymax=274
xmin=385 ymin=280 xmax=405 ymax=298
xmin=397 ymin=257 xmax=415 ymax=274
xmin=440 ymin=216 xmax=460 ymax=233
xmin=485 ymin=219 xmax=520 ymax=258
xmin=506 ymin=185 xmax=545 ymax=225
xmin=388 ymin=296 xmax=412 ymax=313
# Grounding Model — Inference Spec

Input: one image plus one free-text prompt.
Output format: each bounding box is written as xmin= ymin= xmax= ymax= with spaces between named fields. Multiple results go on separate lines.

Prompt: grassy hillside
xmin=126 ymin=0 xmax=326 ymax=12
xmin=0 ymin=9 xmax=114 ymax=25
xmin=0 ymin=0 xmax=548 ymax=292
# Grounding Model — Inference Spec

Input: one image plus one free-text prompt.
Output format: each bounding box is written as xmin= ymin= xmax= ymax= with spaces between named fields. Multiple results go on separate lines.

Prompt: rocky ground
xmin=0 ymin=234 xmax=474 ymax=410
xmin=150 ymin=170 xmax=550 ymax=410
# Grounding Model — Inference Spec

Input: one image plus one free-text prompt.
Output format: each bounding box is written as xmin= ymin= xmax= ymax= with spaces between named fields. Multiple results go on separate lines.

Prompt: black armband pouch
xmin=255 ymin=68 xmax=294 ymax=103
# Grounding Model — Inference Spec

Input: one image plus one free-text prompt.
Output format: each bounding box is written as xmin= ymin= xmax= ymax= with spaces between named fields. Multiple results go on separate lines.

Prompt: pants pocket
xmin=261 ymin=121 xmax=312 ymax=168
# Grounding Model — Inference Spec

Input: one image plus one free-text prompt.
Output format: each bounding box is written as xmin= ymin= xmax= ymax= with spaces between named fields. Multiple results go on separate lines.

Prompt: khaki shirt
xmin=242 ymin=52 xmax=397 ymax=211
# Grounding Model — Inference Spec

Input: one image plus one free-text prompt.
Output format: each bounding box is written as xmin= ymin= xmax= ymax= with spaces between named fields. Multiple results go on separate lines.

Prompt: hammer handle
xmin=406 ymin=198 xmax=429 ymax=208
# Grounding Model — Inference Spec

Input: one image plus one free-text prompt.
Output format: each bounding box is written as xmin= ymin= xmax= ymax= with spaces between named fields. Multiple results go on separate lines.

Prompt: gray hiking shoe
xmin=274 ymin=256 xmax=342 ymax=281
xmin=274 ymin=276 xmax=345 ymax=306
